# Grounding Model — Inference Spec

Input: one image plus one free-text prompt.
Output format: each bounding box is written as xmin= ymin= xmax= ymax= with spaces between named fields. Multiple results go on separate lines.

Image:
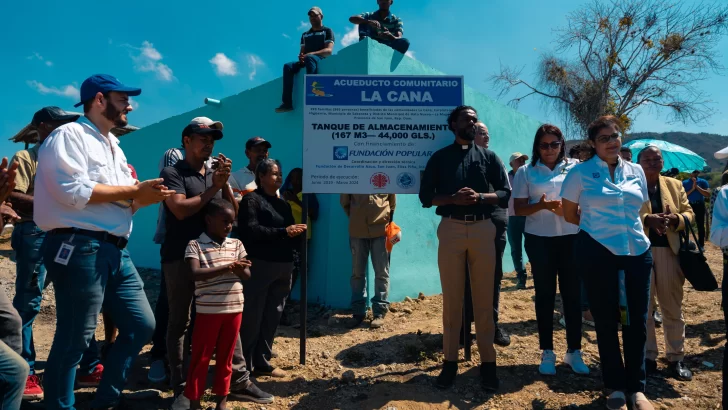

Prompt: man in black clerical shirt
xmin=419 ymin=105 xmax=510 ymax=391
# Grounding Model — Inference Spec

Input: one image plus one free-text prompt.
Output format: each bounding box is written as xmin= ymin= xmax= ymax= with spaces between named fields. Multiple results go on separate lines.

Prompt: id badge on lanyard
xmin=54 ymin=234 xmax=76 ymax=266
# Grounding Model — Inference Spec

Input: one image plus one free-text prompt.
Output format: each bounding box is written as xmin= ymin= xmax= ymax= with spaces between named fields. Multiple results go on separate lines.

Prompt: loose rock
xmin=418 ymin=292 xmax=426 ymax=300
xmin=403 ymin=307 xmax=413 ymax=314
xmin=341 ymin=370 xmax=356 ymax=383
xmin=404 ymin=296 xmax=414 ymax=303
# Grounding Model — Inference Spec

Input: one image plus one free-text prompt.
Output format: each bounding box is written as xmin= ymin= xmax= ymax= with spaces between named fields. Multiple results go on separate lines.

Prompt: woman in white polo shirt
xmin=513 ymin=124 xmax=588 ymax=377
xmin=561 ymin=115 xmax=655 ymax=410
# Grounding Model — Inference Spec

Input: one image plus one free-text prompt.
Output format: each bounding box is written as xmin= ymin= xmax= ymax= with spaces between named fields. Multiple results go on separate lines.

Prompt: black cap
xmin=31 ymin=106 xmax=80 ymax=127
xmin=182 ymin=124 xmax=223 ymax=140
xmin=246 ymin=137 xmax=272 ymax=150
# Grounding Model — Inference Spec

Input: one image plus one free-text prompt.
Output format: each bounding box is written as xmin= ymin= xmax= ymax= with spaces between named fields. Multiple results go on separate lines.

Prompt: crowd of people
xmin=0 ymin=4 xmax=725 ymax=408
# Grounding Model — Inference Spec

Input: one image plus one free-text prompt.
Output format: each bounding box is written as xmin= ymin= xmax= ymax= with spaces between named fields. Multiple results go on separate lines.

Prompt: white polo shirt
xmin=228 ymin=167 xmax=257 ymax=200
xmin=513 ymin=158 xmax=579 ymax=237
xmin=34 ymin=117 xmax=136 ymax=238
xmin=560 ymin=156 xmax=650 ymax=256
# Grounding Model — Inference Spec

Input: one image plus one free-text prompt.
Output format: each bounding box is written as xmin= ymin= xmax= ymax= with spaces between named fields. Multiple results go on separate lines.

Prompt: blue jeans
xmin=507 ymin=216 xmax=527 ymax=278
xmin=43 ymin=232 xmax=155 ymax=409
xmin=575 ymin=230 xmax=653 ymax=393
xmin=11 ymin=221 xmax=100 ymax=375
xmin=282 ymin=55 xmax=321 ymax=107
xmin=350 ymin=236 xmax=390 ymax=317
xmin=0 ymin=340 xmax=28 ymax=410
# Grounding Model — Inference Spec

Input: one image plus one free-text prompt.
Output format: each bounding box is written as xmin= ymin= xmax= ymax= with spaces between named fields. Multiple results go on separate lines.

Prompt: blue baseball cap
xmin=73 ymin=74 xmax=142 ymax=107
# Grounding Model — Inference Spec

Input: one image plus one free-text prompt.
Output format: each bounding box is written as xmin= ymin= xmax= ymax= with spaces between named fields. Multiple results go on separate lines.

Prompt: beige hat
xmin=509 ymin=152 xmax=529 ymax=164
xmin=189 ymin=116 xmax=223 ymax=130
xmin=309 ymin=7 xmax=323 ymax=17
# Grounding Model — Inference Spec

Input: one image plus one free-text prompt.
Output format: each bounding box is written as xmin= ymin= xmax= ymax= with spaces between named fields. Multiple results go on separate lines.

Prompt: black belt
xmin=50 ymin=228 xmax=128 ymax=249
xmin=447 ymin=214 xmax=490 ymax=222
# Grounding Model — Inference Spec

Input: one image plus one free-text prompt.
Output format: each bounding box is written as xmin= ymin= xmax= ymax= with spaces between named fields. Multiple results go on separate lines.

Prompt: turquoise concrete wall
xmin=123 ymin=39 xmax=540 ymax=309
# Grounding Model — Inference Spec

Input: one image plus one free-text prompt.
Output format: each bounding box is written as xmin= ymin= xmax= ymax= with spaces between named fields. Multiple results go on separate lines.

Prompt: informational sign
xmin=303 ymin=75 xmax=464 ymax=194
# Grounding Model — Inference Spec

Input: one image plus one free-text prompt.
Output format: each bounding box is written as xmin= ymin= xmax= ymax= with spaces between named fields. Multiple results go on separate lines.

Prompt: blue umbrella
xmin=623 ymin=139 xmax=707 ymax=173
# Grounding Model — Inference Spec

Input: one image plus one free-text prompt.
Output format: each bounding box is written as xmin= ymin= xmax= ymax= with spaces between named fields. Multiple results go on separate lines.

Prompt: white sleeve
xmin=37 ymin=126 xmax=97 ymax=210
xmin=710 ymin=188 xmax=728 ymax=247
xmin=512 ymin=166 xmax=529 ymax=199
xmin=560 ymin=165 xmax=582 ymax=204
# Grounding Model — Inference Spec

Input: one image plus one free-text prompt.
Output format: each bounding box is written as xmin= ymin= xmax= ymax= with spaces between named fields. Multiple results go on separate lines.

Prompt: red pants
xmin=183 ymin=312 xmax=242 ymax=400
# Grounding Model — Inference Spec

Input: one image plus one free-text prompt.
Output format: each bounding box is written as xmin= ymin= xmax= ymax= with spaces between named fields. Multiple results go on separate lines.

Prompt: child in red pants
xmin=179 ymin=199 xmax=250 ymax=410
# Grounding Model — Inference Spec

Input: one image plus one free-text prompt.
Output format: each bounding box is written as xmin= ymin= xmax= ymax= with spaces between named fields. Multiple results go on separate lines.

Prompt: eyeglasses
xmin=538 ymin=141 xmax=562 ymax=150
xmin=596 ymin=133 xmax=621 ymax=144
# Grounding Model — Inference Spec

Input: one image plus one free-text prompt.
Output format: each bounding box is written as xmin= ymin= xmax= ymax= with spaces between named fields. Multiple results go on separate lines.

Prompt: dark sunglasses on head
xmin=538 ymin=141 xmax=562 ymax=150
xmin=596 ymin=133 xmax=621 ymax=144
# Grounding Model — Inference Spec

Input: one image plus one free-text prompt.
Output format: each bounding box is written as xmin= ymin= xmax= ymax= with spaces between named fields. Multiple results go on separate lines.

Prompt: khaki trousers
xmin=646 ymin=247 xmax=686 ymax=362
xmin=437 ymin=217 xmax=497 ymax=362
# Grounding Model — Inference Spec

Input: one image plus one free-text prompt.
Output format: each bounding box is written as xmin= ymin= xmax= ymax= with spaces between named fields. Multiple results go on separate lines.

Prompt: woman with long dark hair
xmin=513 ymin=124 xmax=587 ymax=376
xmin=237 ymin=159 xmax=307 ymax=378
xmin=561 ymin=116 xmax=654 ymax=410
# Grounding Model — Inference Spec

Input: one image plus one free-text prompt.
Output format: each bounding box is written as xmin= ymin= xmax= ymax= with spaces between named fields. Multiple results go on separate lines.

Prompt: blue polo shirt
xmin=683 ymin=177 xmax=709 ymax=203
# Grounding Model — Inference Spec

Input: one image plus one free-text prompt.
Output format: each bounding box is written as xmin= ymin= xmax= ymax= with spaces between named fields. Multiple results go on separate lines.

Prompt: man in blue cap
xmin=8 ymin=107 xmax=107 ymax=402
xmin=34 ymin=74 xmax=175 ymax=410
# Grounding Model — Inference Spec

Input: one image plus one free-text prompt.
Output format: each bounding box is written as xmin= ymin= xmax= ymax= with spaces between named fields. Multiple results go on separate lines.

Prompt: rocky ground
xmin=0 ymin=234 xmax=724 ymax=410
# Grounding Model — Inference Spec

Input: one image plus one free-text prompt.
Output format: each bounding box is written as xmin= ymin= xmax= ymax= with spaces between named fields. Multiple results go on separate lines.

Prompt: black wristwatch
xmin=478 ymin=193 xmax=485 ymax=203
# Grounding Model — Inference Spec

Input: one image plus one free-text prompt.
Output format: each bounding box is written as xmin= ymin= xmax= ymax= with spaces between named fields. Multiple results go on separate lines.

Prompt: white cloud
xmin=27 ymin=80 xmax=78 ymax=98
xmin=282 ymin=33 xmax=291 ymax=39
xmin=129 ymin=97 xmax=139 ymax=110
xmin=341 ymin=25 xmax=359 ymax=47
xmin=28 ymin=52 xmax=52 ymax=67
xmin=297 ymin=21 xmax=311 ymax=31
xmin=405 ymin=51 xmax=416 ymax=60
xmin=127 ymin=41 xmax=174 ymax=81
xmin=209 ymin=53 xmax=238 ymax=77
xmin=246 ymin=54 xmax=264 ymax=81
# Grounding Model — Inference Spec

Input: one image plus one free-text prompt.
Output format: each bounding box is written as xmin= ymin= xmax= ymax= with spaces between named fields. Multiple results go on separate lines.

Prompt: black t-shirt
xmin=648 ymin=186 xmax=670 ymax=248
xmin=301 ymin=27 xmax=335 ymax=55
xmin=160 ymin=160 xmax=222 ymax=262
xmin=237 ymin=189 xmax=298 ymax=263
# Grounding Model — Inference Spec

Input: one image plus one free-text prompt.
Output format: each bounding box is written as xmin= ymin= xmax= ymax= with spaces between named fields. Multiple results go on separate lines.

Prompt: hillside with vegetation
xmin=627 ymin=132 xmax=728 ymax=172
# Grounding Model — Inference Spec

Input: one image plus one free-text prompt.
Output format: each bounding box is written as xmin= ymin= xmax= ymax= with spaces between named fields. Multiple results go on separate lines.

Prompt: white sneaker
xmin=564 ymin=350 xmax=590 ymax=375
xmin=539 ymin=350 xmax=557 ymax=375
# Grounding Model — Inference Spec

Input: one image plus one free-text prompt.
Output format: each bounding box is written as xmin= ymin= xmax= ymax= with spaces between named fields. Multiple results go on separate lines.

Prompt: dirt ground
xmin=0 ymin=234 xmax=724 ymax=410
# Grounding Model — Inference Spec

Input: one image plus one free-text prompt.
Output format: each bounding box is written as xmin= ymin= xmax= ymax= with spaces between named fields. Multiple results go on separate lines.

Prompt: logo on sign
xmin=333 ymin=146 xmax=348 ymax=160
xmin=396 ymin=172 xmax=415 ymax=189
xmin=370 ymin=173 xmax=390 ymax=189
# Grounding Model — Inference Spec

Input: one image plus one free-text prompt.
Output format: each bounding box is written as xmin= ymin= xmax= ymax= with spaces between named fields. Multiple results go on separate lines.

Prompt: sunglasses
xmin=596 ymin=133 xmax=621 ymax=144
xmin=538 ymin=141 xmax=562 ymax=150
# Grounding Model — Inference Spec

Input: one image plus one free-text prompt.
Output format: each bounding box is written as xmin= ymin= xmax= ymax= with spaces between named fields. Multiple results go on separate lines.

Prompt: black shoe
xmin=653 ymin=310 xmax=663 ymax=328
xmin=645 ymin=359 xmax=658 ymax=376
xmin=275 ymin=104 xmax=293 ymax=113
xmin=229 ymin=380 xmax=274 ymax=404
xmin=480 ymin=362 xmax=499 ymax=393
xmin=348 ymin=314 xmax=365 ymax=329
xmin=669 ymin=361 xmax=693 ymax=381
xmin=435 ymin=361 xmax=458 ymax=389
xmin=516 ymin=275 xmax=527 ymax=290
xmin=494 ymin=327 xmax=511 ymax=347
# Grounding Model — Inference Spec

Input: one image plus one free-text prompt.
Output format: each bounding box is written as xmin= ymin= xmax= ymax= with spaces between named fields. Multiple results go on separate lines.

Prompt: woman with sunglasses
xmin=513 ymin=124 xmax=587 ymax=376
xmin=561 ymin=116 xmax=654 ymax=410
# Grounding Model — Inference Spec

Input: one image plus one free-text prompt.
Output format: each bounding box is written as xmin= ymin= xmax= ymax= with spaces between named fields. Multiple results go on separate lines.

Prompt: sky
xmin=1 ymin=0 xmax=726 ymax=157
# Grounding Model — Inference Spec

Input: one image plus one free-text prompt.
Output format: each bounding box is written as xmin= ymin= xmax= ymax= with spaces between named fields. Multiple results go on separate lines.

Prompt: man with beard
xmin=162 ymin=119 xmax=273 ymax=408
xmin=229 ymin=137 xmax=273 ymax=200
xmin=419 ymin=105 xmax=510 ymax=391
xmin=9 ymin=107 xmax=106 ymax=401
xmin=34 ymin=74 xmax=175 ymax=409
